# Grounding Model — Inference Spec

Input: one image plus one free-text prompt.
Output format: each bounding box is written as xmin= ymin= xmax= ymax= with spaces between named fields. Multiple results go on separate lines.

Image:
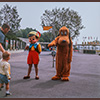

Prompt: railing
xmin=3 ymin=37 xmax=26 ymax=50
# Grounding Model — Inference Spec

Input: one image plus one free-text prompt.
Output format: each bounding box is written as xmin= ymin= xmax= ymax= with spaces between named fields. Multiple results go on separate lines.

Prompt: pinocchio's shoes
xmin=23 ymin=75 xmax=30 ymax=79
xmin=35 ymin=76 xmax=39 ymax=80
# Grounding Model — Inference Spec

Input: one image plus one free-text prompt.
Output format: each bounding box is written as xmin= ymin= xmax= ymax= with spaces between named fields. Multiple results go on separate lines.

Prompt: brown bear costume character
xmin=48 ymin=26 xmax=73 ymax=81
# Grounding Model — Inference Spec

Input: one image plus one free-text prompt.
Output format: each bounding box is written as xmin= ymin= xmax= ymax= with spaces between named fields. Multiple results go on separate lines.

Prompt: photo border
xmin=0 ymin=0 xmax=99 ymax=100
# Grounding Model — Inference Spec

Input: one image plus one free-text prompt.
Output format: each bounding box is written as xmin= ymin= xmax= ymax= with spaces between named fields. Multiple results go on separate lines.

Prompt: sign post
xmin=43 ymin=26 xmax=56 ymax=67
xmin=43 ymin=26 xmax=52 ymax=30
xmin=51 ymin=49 xmax=56 ymax=67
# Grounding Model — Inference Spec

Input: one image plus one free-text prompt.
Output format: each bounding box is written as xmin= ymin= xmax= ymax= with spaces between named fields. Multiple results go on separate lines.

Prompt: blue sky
xmin=0 ymin=2 xmax=100 ymax=44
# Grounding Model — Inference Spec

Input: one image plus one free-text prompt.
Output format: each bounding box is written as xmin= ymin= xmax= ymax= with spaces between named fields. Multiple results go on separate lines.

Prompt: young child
xmin=0 ymin=51 xmax=11 ymax=96
xmin=23 ymin=30 xmax=42 ymax=80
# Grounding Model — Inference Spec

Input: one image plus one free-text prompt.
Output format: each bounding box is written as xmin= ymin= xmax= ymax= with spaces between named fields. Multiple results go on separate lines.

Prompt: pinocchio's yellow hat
xmin=28 ymin=30 xmax=41 ymax=38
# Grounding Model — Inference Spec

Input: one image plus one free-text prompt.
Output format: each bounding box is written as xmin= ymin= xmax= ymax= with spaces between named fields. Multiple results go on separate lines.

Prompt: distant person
xmin=0 ymin=51 xmax=12 ymax=96
xmin=0 ymin=23 xmax=10 ymax=59
xmin=51 ymin=47 xmax=56 ymax=58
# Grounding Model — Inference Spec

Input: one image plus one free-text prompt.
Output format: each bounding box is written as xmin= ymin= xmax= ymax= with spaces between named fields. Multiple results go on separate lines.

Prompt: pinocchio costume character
xmin=23 ymin=30 xmax=42 ymax=80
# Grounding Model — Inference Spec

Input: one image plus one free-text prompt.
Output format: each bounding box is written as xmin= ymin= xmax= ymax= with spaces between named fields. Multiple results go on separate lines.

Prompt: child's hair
xmin=2 ymin=51 xmax=10 ymax=59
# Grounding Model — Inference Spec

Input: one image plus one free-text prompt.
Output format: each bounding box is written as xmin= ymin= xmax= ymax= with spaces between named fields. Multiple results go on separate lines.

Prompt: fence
xmin=3 ymin=37 xmax=26 ymax=50
xmin=73 ymin=44 xmax=100 ymax=54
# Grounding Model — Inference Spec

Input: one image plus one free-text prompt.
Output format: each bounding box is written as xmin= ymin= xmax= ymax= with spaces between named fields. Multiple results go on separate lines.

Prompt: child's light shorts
xmin=0 ymin=74 xmax=9 ymax=84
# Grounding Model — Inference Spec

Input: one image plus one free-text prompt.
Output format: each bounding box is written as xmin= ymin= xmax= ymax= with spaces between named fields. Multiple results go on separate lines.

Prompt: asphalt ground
xmin=0 ymin=51 xmax=100 ymax=98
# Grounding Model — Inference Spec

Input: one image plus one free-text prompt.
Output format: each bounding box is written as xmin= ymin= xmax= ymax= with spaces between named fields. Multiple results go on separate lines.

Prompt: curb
xmin=7 ymin=50 xmax=24 ymax=54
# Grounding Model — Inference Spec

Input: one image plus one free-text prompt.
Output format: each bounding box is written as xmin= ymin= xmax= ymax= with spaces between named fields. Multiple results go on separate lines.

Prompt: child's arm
xmin=4 ymin=64 xmax=11 ymax=80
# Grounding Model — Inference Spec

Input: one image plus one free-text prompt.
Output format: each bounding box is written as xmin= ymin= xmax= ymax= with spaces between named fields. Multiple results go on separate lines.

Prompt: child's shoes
xmin=1 ymin=85 xmax=4 ymax=88
xmin=0 ymin=86 xmax=4 ymax=91
xmin=6 ymin=92 xmax=12 ymax=96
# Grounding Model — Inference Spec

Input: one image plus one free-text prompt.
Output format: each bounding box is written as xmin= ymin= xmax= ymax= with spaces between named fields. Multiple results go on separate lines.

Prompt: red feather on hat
xmin=37 ymin=31 xmax=41 ymax=37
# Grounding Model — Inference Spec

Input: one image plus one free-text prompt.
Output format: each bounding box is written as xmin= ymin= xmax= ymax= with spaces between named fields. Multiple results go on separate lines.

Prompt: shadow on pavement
xmin=71 ymin=72 xmax=100 ymax=78
xmin=32 ymin=80 xmax=66 ymax=89
xmin=11 ymin=78 xmax=34 ymax=85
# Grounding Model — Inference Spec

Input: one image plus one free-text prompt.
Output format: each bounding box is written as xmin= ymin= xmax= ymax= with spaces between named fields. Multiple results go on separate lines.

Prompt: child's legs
xmin=0 ymin=74 xmax=6 ymax=88
xmin=0 ymin=83 xmax=3 ymax=88
xmin=27 ymin=64 xmax=32 ymax=76
xmin=5 ymin=83 xmax=9 ymax=91
xmin=34 ymin=64 xmax=38 ymax=76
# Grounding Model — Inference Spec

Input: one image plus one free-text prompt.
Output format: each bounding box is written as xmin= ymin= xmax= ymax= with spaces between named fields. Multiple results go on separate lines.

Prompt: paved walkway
xmin=0 ymin=51 xmax=100 ymax=98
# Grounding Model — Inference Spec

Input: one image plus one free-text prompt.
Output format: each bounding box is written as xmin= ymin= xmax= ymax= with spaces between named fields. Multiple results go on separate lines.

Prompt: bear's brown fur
xmin=48 ymin=26 xmax=73 ymax=81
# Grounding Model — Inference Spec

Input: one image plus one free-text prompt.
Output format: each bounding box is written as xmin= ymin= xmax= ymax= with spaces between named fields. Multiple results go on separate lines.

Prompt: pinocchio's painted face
xmin=29 ymin=35 xmax=39 ymax=44
xmin=28 ymin=31 xmax=41 ymax=44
